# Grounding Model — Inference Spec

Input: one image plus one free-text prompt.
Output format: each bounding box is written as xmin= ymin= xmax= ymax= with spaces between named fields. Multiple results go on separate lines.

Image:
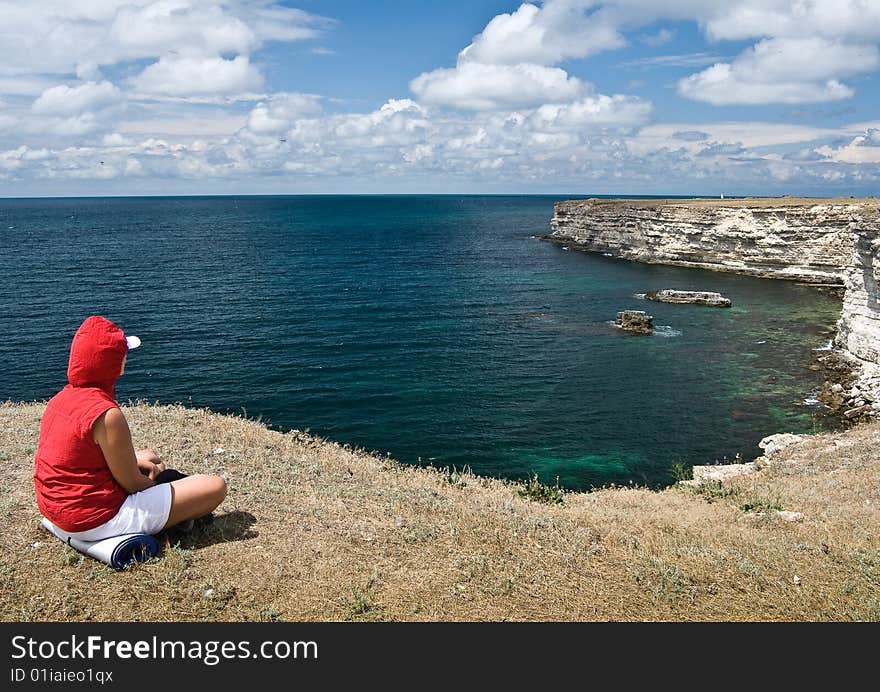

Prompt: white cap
xmin=126 ymin=335 xmax=142 ymax=350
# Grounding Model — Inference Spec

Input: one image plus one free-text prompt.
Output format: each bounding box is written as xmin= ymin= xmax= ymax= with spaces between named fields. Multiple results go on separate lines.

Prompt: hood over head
xmin=67 ymin=316 xmax=132 ymax=394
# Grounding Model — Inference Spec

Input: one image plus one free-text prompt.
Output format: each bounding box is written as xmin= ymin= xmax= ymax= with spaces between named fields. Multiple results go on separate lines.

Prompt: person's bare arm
xmin=93 ymin=408 xmax=156 ymax=493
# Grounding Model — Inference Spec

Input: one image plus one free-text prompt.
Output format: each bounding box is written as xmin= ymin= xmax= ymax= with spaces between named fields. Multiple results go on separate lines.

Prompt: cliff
xmin=550 ymin=197 xmax=880 ymax=416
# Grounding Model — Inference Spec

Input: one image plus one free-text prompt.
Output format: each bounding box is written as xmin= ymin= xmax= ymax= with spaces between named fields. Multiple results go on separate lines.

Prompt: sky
xmin=1 ymin=0 xmax=879 ymax=197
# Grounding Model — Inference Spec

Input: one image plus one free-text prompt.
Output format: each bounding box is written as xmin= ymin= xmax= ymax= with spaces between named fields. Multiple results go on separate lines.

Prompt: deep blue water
xmin=0 ymin=195 xmax=842 ymax=489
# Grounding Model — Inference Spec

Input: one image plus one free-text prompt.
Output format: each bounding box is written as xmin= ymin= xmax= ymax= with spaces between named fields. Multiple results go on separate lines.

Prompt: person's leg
xmin=162 ymin=475 xmax=227 ymax=530
xmin=61 ymin=485 xmax=172 ymax=541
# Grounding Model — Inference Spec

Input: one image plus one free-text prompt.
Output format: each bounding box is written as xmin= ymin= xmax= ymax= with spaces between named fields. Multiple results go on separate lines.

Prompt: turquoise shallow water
xmin=0 ymin=195 xmax=843 ymax=489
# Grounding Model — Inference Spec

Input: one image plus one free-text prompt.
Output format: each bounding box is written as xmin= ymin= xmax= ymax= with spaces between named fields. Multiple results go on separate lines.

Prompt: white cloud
xmin=3 ymin=101 xmax=879 ymax=194
xmin=3 ymin=0 xmax=880 ymax=194
xmin=15 ymin=80 xmax=128 ymax=140
xmin=411 ymin=62 xmax=585 ymax=111
xmin=620 ymin=53 xmax=724 ymax=69
xmin=119 ymin=113 xmax=249 ymax=137
xmin=0 ymin=1 xmax=326 ymax=79
xmin=817 ymin=129 xmax=880 ymax=164
xmin=459 ymin=2 xmax=624 ymax=66
xmin=401 ymin=143 xmax=434 ymax=163
xmin=530 ymin=95 xmax=652 ymax=128
xmin=105 ymin=1 xmax=257 ymax=59
xmin=678 ymin=64 xmax=854 ymax=105
xmin=131 ymin=55 xmax=263 ymax=96
xmin=0 ymin=146 xmax=50 ymax=174
xmin=0 ymin=2 xmax=332 ymax=162
xmin=818 ymin=143 xmax=880 ymax=164
xmin=39 ymin=113 xmax=102 ymax=137
xmin=641 ymin=28 xmax=674 ymax=46
xmin=430 ymin=1 xmax=880 ymax=109
xmin=671 ymin=130 xmax=709 ymax=142
xmin=630 ymin=121 xmax=852 ymax=155
xmin=409 ymin=2 xmax=638 ymax=112
xmin=700 ymin=0 xmax=880 ymax=42
xmin=102 ymin=132 xmax=132 ymax=146
xmin=32 ymin=81 xmax=122 ymax=116
xmin=246 ymin=92 xmax=322 ymax=134
xmin=678 ymin=37 xmax=878 ymax=104
xmin=330 ymin=99 xmax=428 ymax=139
xmin=102 ymin=95 xmax=655 ymax=184
xmin=739 ymin=37 xmax=878 ymax=82
xmin=237 ymin=1 xmax=331 ymax=42
xmin=0 ymin=75 xmax=58 ymax=97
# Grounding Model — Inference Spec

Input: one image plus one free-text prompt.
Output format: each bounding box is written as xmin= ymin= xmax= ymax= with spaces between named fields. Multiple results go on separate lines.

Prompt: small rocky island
xmin=615 ymin=310 xmax=654 ymax=334
xmin=646 ymin=289 xmax=732 ymax=307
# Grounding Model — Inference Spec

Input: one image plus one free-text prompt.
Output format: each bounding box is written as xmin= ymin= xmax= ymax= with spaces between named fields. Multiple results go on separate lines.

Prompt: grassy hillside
xmin=1 ymin=401 xmax=878 ymax=621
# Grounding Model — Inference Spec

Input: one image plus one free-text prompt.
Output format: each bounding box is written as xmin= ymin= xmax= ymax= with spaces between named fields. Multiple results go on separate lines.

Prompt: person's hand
xmin=136 ymin=449 xmax=166 ymax=480
xmin=142 ymin=460 xmax=167 ymax=480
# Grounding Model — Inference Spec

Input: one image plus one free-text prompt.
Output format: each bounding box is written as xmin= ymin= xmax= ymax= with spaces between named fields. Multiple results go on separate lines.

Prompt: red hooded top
xmin=34 ymin=316 xmax=131 ymax=532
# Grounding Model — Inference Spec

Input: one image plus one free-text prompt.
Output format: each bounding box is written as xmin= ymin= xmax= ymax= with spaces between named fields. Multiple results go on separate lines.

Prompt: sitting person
xmin=34 ymin=315 xmax=226 ymax=541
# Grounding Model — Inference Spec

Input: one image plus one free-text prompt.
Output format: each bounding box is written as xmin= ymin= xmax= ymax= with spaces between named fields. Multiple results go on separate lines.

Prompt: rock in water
xmin=645 ymin=289 xmax=732 ymax=307
xmin=615 ymin=310 xmax=654 ymax=334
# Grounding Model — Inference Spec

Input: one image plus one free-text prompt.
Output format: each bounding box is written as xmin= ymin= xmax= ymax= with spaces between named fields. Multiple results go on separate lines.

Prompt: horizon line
xmin=0 ymin=192 xmax=858 ymax=201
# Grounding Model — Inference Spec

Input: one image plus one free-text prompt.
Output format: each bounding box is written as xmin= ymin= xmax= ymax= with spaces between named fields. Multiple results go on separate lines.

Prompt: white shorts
xmin=62 ymin=484 xmax=173 ymax=542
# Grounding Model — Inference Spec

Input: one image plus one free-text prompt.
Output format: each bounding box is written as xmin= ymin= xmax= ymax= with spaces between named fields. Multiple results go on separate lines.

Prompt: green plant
xmin=669 ymin=461 xmax=692 ymax=483
xmin=517 ymin=474 xmax=565 ymax=505
xmin=346 ymin=587 xmax=371 ymax=615
xmin=258 ymin=606 xmax=282 ymax=622
xmin=739 ymin=495 xmax=784 ymax=513
xmin=341 ymin=576 xmax=383 ymax=620
xmin=342 ymin=586 xmax=382 ymax=620
xmin=686 ymin=480 xmax=739 ymax=503
xmin=62 ymin=551 xmax=84 ymax=567
xmin=442 ymin=465 xmax=471 ymax=488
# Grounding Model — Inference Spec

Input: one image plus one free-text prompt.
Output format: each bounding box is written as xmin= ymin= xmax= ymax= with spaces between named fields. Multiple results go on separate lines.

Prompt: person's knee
xmin=203 ymin=474 xmax=227 ymax=506
xmin=171 ymin=474 xmax=226 ymax=514
xmin=214 ymin=475 xmax=228 ymax=502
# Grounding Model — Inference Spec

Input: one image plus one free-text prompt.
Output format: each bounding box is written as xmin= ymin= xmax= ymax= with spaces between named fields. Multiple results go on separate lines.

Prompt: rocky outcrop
xmin=645 ymin=289 xmax=731 ymax=307
xmin=687 ymin=460 xmax=757 ymax=484
xmin=834 ymin=229 xmax=880 ymax=417
xmin=550 ymin=197 xmax=880 ymax=416
xmin=682 ymin=433 xmax=805 ymax=488
xmin=615 ymin=310 xmax=653 ymax=334
xmin=758 ymin=433 xmax=804 ymax=458
xmin=551 ymin=198 xmax=858 ymax=283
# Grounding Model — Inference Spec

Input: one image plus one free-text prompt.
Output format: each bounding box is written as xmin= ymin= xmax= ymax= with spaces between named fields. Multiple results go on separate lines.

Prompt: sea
xmin=0 ymin=195 xmax=844 ymax=490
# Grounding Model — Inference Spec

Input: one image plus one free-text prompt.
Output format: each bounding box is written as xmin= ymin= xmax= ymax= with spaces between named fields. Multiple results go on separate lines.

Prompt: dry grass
xmin=1 ymin=400 xmax=878 ymax=622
